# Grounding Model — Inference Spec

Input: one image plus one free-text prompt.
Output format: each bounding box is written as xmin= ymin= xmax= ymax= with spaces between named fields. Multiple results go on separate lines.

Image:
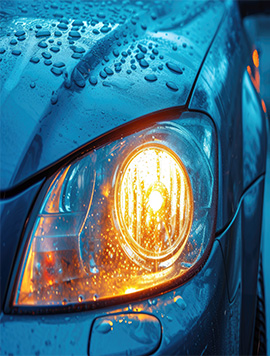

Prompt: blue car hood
xmin=0 ymin=0 xmax=224 ymax=191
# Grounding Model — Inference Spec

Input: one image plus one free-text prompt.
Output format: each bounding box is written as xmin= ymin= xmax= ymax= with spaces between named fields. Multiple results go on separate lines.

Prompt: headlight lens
xmin=14 ymin=114 xmax=216 ymax=308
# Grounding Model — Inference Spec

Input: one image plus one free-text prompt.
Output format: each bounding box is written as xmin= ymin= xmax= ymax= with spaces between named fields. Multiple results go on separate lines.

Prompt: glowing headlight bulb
xmin=115 ymin=144 xmax=194 ymax=270
xmin=148 ymin=190 xmax=164 ymax=212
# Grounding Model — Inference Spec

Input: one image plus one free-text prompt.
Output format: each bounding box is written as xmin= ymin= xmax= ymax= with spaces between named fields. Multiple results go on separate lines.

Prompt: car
xmin=0 ymin=0 xmax=268 ymax=355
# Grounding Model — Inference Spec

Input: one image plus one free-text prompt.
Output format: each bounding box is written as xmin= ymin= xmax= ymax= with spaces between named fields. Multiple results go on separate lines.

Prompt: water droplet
xmin=53 ymin=61 xmax=65 ymax=68
xmin=54 ymin=30 xmax=62 ymax=37
xmin=89 ymin=76 xmax=98 ymax=86
xmin=10 ymin=39 xmax=17 ymax=45
xmin=100 ymin=26 xmax=111 ymax=33
xmin=73 ymin=46 xmax=85 ymax=53
xmin=38 ymin=41 xmax=48 ymax=48
xmin=51 ymin=67 xmax=63 ymax=76
xmin=17 ymin=35 xmax=26 ymax=41
xmin=104 ymin=67 xmax=113 ymax=75
xmin=144 ymin=74 xmax=157 ymax=82
xmin=73 ymin=20 xmax=83 ymax=26
xmin=73 ymin=68 xmax=85 ymax=88
xmin=72 ymin=53 xmax=82 ymax=59
xmin=166 ymin=316 xmax=173 ymax=321
xmin=166 ymin=61 xmax=183 ymax=74
xmin=42 ymin=52 xmax=52 ymax=59
xmin=50 ymin=46 xmax=60 ymax=53
xmin=139 ymin=59 xmax=149 ymax=68
xmin=65 ymin=317 xmax=70 ymax=321
xmin=174 ymin=295 xmax=187 ymax=310
xmin=62 ymin=298 xmax=68 ymax=305
xmin=100 ymin=70 xmax=107 ymax=79
xmin=166 ymin=81 xmax=178 ymax=91
xmin=57 ymin=23 xmax=68 ymax=30
xmin=30 ymin=82 xmax=36 ymax=88
xmin=96 ymin=320 xmax=113 ymax=334
xmin=138 ymin=44 xmax=147 ymax=54
xmin=69 ymin=30 xmax=81 ymax=38
xmin=78 ymin=295 xmax=84 ymax=303
xmin=97 ymin=12 xmax=106 ymax=19
xmin=30 ymin=57 xmax=40 ymax=64
xmin=12 ymin=49 xmax=21 ymax=56
xmin=44 ymin=59 xmax=52 ymax=66
xmin=36 ymin=29 xmax=51 ymax=38
xmin=15 ymin=30 xmax=25 ymax=37
xmin=0 ymin=48 xmax=5 ymax=54
xmin=136 ymin=53 xmax=144 ymax=60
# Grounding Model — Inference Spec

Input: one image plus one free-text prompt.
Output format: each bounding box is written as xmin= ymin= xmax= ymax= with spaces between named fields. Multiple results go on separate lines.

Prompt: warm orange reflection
xmin=252 ymin=49 xmax=259 ymax=68
xmin=247 ymin=65 xmax=260 ymax=93
xmin=261 ymin=99 xmax=267 ymax=113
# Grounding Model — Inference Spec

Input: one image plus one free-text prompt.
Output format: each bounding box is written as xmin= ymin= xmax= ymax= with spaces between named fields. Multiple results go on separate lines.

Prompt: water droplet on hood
xmin=57 ymin=23 xmax=68 ymax=30
xmin=95 ymin=320 xmax=113 ymax=334
xmin=38 ymin=41 xmax=48 ymax=48
xmin=89 ymin=76 xmax=98 ymax=86
xmin=51 ymin=67 xmax=63 ymax=76
xmin=30 ymin=56 xmax=40 ymax=64
xmin=166 ymin=61 xmax=183 ymax=74
xmin=144 ymin=74 xmax=157 ymax=82
xmin=15 ymin=30 xmax=25 ymax=37
xmin=36 ymin=29 xmax=51 ymax=38
xmin=50 ymin=46 xmax=60 ymax=53
xmin=174 ymin=295 xmax=187 ymax=310
xmin=12 ymin=49 xmax=21 ymax=56
xmin=166 ymin=81 xmax=178 ymax=91
xmin=53 ymin=61 xmax=65 ymax=68
xmin=69 ymin=30 xmax=81 ymax=38
xmin=139 ymin=59 xmax=149 ymax=68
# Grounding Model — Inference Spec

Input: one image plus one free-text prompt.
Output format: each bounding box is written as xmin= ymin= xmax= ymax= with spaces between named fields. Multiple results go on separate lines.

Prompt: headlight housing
xmin=12 ymin=112 xmax=217 ymax=311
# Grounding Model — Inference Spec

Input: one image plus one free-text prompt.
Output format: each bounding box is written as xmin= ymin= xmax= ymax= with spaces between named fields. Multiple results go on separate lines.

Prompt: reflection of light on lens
xmin=125 ymin=288 xmax=137 ymax=294
xmin=148 ymin=190 xmax=164 ymax=212
xmin=116 ymin=144 xmax=193 ymax=267
xmin=252 ymin=49 xmax=259 ymax=68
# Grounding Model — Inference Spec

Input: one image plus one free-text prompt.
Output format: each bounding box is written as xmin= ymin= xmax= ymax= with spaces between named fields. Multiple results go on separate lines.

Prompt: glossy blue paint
xmin=189 ymin=1 xmax=267 ymax=230
xmin=0 ymin=0 xmax=225 ymax=191
xmin=217 ymin=176 xmax=265 ymax=354
xmin=89 ymin=313 xmax=161 ymax=356
xmin=0 ymin=180 xmax=44 ymax=312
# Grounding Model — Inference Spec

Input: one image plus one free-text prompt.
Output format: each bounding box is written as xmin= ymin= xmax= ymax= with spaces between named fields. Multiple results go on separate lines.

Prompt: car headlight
xmin=13 ymin=113 xmax=217 ymax=310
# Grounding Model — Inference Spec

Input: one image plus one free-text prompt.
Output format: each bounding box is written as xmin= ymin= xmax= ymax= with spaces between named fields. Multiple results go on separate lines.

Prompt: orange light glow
xmin=148 ymin=190 xmax=164 ymax=212
xmin=247 ymin=65 xmax=260 ymax=93
xmin=125 ymin=288 xmax=137 ymax=294
xmin=261 ymin=99 xmax=267 ymax=113
xmin=252 ymin=49 xmax=259 ymax=68
xmin=116 ymin=144 xmax=193 ymax=270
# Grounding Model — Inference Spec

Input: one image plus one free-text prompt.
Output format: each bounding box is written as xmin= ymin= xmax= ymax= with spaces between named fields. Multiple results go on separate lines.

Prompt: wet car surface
xmin=0 ymin=0 xmax=268 ymax=355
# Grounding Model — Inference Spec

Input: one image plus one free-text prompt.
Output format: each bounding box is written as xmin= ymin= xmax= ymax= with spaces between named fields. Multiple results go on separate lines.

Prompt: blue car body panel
xmin=0 ymin=0 xmax=224 ymax=191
